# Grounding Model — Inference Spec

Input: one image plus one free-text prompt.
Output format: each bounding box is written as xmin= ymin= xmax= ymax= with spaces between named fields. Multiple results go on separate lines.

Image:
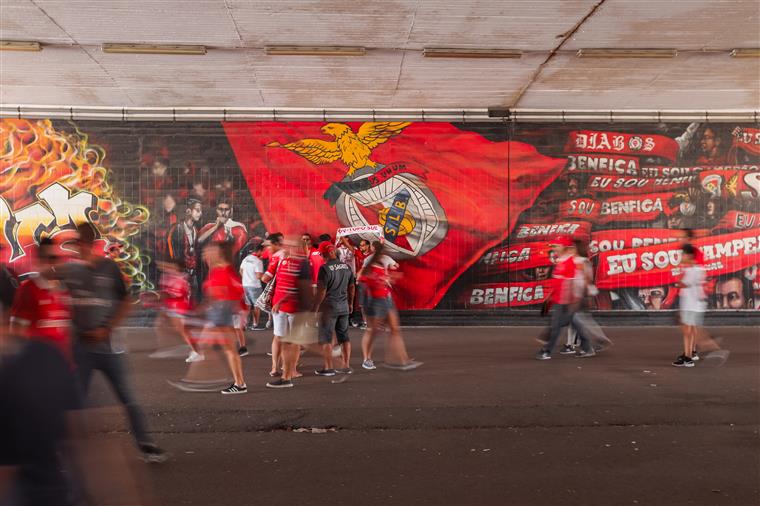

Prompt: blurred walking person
xmin=3 ymin=238 xmax=82 ymax=505
xmin=567 ymin=239 xmax=611 ymax=357
xmin=358 ymin=242 xmax=421 ymax=371
xmin=535 ymin=236 xmax=593 ymax=360
xmin=64 ymin=223 xmax=167 ymax=462
xmin=200 ymin=241 xmax=248 ymax=393
xmin=673 ymin=244 xmax=705 ymax=367
xmin=157 ymin=259 xmax=202 ymax=363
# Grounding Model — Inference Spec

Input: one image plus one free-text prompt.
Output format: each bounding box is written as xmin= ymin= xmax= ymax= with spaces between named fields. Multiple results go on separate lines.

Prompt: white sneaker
xmin=361 ymin=359 xmax=376 ymax=370
xmin=185 ymin=350 xmax=204 ymax=363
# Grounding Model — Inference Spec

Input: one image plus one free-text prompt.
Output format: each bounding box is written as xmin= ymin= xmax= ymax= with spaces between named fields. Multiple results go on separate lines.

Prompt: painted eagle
xmin=267 ymin=122 xmax=411 ymax=176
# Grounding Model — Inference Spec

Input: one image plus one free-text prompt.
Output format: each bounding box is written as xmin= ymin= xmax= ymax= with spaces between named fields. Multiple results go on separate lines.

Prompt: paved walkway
xmin=84 ymin=325 xmax=759 ymax=506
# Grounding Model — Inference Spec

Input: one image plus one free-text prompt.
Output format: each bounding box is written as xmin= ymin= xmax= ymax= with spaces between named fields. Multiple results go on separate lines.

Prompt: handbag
xmin=255 ymin=261 xmax=278 ymax=314
xmin=255 ymin=275 xmax=276 ymax=313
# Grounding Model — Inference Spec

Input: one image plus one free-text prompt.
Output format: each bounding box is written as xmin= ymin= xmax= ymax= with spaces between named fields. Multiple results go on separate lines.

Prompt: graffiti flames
xmin=0 ymin=118 xmax=151 ymax=290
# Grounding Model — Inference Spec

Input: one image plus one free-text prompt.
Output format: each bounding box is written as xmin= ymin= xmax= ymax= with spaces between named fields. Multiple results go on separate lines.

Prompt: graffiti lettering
xmin=2 ymin=182 xmax=97 ymax=260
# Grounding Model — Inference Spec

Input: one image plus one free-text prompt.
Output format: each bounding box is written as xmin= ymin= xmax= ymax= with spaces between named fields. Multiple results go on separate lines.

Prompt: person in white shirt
xmin=673 ymin=244 xmax=705 ymax=367
xmin=240 ymin=244 xmax=265 ymax=330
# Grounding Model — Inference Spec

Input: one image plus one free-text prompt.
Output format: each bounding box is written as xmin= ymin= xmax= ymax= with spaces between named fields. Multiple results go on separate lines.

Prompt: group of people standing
xmin=156 ymin=231 xmax=422 ymax=394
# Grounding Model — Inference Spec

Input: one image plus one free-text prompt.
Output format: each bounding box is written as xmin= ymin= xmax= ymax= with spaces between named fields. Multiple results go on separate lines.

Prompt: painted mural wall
xmin=1 ymin=118 xmax=759 ymax=311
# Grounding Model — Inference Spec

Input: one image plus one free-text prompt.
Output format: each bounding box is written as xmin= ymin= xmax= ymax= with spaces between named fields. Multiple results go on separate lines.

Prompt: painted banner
xmin=564 ymin=130 xmax=680 ymax=161
xmin=565 ymin=154 xmax=640 ymax=175
xmin=464 ymin=280 xmax=553 ymax=308
xmin=589 ymin=229 xmax=683 ymax=255
xmin=559 ymin=193 xmax=675 ymax=223
xmin=595 ymin=229 xmax=760 ymax=289
xmin=477 ymin=241 xmax=553 ymax=274
xmin=1 ymin=119 xmax=759 ymax=312
xmin=514 ymin=222 xmax=592 ymax=240
xmin=586 ymin=174 xmax=697 ymax=194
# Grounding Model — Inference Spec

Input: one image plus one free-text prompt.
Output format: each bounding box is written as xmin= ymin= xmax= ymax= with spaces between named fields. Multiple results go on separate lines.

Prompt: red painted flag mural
xmin=1 ymin=119 xmax=759 ymax=312
xmin=222 ymin=122 xmax=565 ymax=308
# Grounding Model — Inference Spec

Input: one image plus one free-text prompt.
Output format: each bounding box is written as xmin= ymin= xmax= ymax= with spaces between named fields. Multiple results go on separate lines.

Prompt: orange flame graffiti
xmin=0 ymin=118 xmax=152 ymax=290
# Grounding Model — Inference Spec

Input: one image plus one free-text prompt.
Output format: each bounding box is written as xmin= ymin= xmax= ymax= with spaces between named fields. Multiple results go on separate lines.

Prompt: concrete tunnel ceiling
xmin=0 ymin=0 xmax=759 ymax=111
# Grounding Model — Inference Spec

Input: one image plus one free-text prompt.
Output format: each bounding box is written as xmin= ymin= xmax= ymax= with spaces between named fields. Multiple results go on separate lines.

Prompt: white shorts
xmin=273 ymin=311 xmax=317 ymax=345
xmin=272 ymin=311 xmax=296 ymax=338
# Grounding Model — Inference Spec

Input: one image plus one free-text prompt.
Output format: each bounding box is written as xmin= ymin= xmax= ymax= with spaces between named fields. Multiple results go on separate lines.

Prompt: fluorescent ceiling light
xmin=101 ymin=43 xmax=207 ymax=55
xmin=731 ymin=48 xmax=760 ymax=57
xmin=0 ymin=40 xmax=42 ymax=52
xmin=266 ymin=46 xmax=366 ymax=56
xmin=423 ymin=48 xmax=522 ymax=58
xmin=576 ymin=48 xmax=677 ymax=58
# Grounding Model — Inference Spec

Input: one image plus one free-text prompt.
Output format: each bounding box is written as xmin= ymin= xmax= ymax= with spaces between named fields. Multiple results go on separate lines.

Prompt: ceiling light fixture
xmin=265 ymin=46 xmax=366 ymax=56
xmin=101 ymin=43 xmax=207 ymax=55
xmin=730 ymin=48 xmax=760 ymax=57
xmin=0 ymin=40 xmax=42 ymax=52
xmin=423 ymin=48 xmax=522 ymax=58
xmin=576 ymin=48 xmax=678 ymax=58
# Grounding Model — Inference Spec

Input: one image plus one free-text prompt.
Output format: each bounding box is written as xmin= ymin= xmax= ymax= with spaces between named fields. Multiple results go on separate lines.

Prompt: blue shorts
xmin=244 ymin=286 xmax=263 ymax=306
xmin=206 ymin=301 xmax=236 ymax=327
xmin=365 ymin=296 xmax=393 ymax=319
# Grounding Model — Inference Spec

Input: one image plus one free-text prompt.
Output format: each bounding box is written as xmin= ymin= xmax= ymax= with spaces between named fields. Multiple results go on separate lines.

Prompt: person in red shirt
xmin=536 ymin=236 xmax=588 ymax=360
xmin=301 ymin=233 xmax=324 ymax=290
xmin=199 ymin=241 xmax=247 ymax=394
xmin=158 ymin=258 xmax=201 ymax=363
xmin=265 ymin=236 xmax=314 ymax=389
xmin=10 ymin=238 xmax=73 ymax=364
xmin=357 ymin=242 xmax=421 ymax=371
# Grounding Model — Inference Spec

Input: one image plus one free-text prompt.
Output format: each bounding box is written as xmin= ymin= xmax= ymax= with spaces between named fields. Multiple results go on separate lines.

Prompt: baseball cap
xmin=318 ymin=241 xmax=335 ymax=256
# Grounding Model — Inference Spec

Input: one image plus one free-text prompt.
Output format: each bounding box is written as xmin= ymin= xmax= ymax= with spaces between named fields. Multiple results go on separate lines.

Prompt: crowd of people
xmin=155 ymin=229 xmax=422 ymax=394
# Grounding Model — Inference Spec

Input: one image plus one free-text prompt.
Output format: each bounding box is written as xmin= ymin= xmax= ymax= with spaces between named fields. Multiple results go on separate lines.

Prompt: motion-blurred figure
xmin=673 ymin=244 xmax=705 ymax=367
xmin=358 ymin=241 xmax=421 ymax=371
xmin=157 ymin=259 xmax=201 ymax=363
xmin=2 ymin=238 xmax=81 ymax=505
xmin=535 ymin=236 xmax=593 ymax=360
xmin=63 ymin=223 xmax=167 ymax=462
xmin=199 ymin=241 xmax=247 ymax=394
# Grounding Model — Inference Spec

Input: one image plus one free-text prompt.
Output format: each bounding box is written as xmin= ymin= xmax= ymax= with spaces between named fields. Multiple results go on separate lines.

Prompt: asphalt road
xmin=82 ymin=325 xmax=759 ymax=506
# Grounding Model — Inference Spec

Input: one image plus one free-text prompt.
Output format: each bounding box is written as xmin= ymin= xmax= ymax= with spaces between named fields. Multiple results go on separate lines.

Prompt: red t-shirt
xmin=272 ymin=256 xmax=310 ymax=313
xmin=308 ymin=250 xmax=324 ymax=285
xmin=203 ymin=265 xmax=243 ymax=302
xmin=10 ymin=277 xmax=72 ymax=363
xmin=354 ymin=249 xmax=367 ymax=274
xmin=360 ymin=264 xmax=391 ymax=298
xmin=551 ymin=255 xmax=577 ymax=304
xmin=160 ymin=270 xmax=192 ymax=313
